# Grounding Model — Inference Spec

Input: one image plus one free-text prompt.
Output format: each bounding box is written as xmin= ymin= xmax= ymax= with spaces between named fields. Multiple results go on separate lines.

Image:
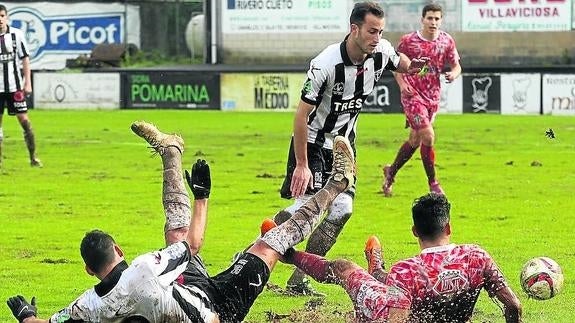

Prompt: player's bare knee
xmin=164 ymin=227 xmax=189 ymax=246
xmin=330 ymin=259 xmax=360 ymax=282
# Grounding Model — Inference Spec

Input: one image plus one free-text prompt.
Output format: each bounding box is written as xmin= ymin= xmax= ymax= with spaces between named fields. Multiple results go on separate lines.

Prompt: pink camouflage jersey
xmin=398 ymin=30 xmax=460 ymax=105
xmin=384 ymin=244 xmax=508 ymax=322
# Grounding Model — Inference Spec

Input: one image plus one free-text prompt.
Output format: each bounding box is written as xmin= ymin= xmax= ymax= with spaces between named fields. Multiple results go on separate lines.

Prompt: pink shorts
xmin=344 ymin=269 xmax=389 ymax=322
xmin=401 ymin=94 xmax=438 ymax=130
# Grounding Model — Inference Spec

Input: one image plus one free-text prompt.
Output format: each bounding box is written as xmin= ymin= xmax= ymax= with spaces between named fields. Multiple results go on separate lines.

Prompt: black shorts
xmin=280 ymin=137 xmax=356 ymax=199
xmin=0 ymin=91 xmax=28 ymax=115
xmin=185 ymin=252 xmax=270 ymax=322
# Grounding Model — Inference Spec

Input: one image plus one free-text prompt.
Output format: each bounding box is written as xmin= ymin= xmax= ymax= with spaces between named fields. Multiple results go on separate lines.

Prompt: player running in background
xmin=275 ymin=1 xmax=428 ymax=296
xmin=284 ymin=193 xmax=522 ymax=322
xmin=382 ymin=3 xmax=461 ymax=197
xmin=0 ymin=4 xmax=41 ymax=167
xmin=6 ymin=121 xmax=356 ymax=323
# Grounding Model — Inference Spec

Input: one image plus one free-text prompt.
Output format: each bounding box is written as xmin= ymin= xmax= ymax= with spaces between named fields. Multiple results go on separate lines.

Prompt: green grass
xmin=0 ymin=110 xmax=573 ymax=322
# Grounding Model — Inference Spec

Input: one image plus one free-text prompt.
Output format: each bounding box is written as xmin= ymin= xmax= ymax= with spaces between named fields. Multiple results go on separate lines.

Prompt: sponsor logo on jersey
xmin=333 ymin=98 xmax=363 ymax=114
xmin=10 ymin=7 xmax=122 ymax=62
xmin=302 ymin=79 xmax=313 ymax=95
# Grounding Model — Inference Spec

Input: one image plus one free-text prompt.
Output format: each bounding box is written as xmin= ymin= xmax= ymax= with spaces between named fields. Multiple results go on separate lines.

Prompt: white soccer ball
xmin=520 ymin=257 xmax=564 ymax=300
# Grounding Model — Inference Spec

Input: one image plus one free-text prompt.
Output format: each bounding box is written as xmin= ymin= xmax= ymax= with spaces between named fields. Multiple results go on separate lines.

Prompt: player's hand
xmin=444 ymin=71 xmax=456 ymax=83
xmin=185 ymin=159 xmax=211 ymax=200
xmin=7 ymin=295 xmax=37 ymax=322
xmin=399 ymin=84 xmax=415 ymax=97
xmin=407 ymin=57 xmax=430 ymax=74
xmin=290 ymin=165 xmax=313 ymax=197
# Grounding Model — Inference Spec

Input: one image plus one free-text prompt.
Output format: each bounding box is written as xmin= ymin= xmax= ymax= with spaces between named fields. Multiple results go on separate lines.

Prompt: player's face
xmin=421 ymin=10 xmax=442 ymax=37
xmin=0 ymin=11 xmax=8 ymax=32
xmin=351 ymin=13 xmax=384 ymax=55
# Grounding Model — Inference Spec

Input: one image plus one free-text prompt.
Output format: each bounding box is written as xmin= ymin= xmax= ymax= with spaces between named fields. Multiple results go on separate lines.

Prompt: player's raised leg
xmin=131 ymin=121 xmax=191 ymax=245
xmin=251 ymin=136 xmax=355 ymax=270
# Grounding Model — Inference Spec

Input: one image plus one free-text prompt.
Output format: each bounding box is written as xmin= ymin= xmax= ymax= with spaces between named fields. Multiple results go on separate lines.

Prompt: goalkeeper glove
xmin=185 ymin=159 xmax=211 ymax=199
xmin=7 ymin=295 xmax=37 ymax=322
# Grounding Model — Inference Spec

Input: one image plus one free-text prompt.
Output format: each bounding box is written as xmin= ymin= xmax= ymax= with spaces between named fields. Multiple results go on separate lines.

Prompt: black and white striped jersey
xmin=301 ymin=35 xmax=400 ymax=149
xmin=49 ymin=242 xmax=218 ymax=323
xmin=0 ymin=26 xmax=28 ymax=93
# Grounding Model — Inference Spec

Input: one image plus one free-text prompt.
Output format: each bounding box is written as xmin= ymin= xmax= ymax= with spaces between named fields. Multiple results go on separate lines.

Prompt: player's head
xmin=0 ymin=5 xmax=8 ymax=28
xmin=411 ymin=193 xmax=451 ymax=241
xmin=348 ymin=2 xmax=385 ymax=55
xmin=80 ymin=229 xmax=123 ymax=276
xmin=421 ymin=3 xmax=443 ymax=35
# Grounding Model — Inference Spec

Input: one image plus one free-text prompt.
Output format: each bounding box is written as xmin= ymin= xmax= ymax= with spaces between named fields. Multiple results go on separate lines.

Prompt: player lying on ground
xmin=6 ymin=121 xmax=356 ymax=323
xmin=284 ymin=193 xmax=522 ymax=322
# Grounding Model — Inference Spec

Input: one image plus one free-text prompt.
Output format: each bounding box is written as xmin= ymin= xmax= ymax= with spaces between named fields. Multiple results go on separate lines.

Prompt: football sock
xmin=162 ymin=146 xmax=191 ymax=232
xmin=290 ymin=251 xmax=333 ymax=283
xmin=260 ymin=180 xmax=344 ymax=255
xmin=420 ymin=144 xmax=436 ymax=183
xmin=390 ymin=141 xmax=417 ymax=175
xmin=21 ymin=120 xmax=37 ymax=161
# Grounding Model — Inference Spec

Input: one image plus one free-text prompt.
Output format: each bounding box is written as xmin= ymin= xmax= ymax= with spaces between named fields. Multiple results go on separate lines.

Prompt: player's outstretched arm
xmin=494 ymin=286 xmax=522 ymax=323
xmin=6 ymin=295 xmax=48 ymax=323
xmin=395 ymin=53 xmax=429 ymax=74
xmin=184 ymin=159 xmax=211 ymax=255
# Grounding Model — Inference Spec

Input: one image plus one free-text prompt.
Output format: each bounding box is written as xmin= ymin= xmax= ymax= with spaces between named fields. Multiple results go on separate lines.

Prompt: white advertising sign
xmin=33 ymin=72 xmax=120 ymax=109
xmin=438 ymin=75 xmax=463 ymax=114
xmin=500 ymin=74 xmax=541 ymax=115
xmin=7 ymin=2 xmax=140 ymax=70
xmin=222 ymin=0 xmax=349 ymax=33
xmin=542 ymin=74 xmax=575 ymax=115
xmin=462 ymin=0 xmax=572 ymax=31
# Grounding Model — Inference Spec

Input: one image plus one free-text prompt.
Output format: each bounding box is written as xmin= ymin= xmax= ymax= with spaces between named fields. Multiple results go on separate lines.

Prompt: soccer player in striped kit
xmin=275 ymin=1 xmax=429 ymax=295
xmin=6 ymin=121 xmax=357 ymax=323
xmin=382 ymin=3 xmax=462 ymax=197
xmin=0 ymin=4 xmax=41 ymax=167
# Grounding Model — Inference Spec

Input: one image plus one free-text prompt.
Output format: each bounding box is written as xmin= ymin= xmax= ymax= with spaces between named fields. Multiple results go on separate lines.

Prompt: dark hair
xmin=412 ymin=193 xmax=451 ymax=240
xmin=350 ymin=1 xmax=384 ymax=26
xmin=0 ymin=5 xmax=7 ymax=13
xmin=80 ymin=229 xmax=116 ymax=274
xmin=422 ymin=3 xmax=443 ymax=17
xmin=121 ymin=316 xmax=151 ymax=323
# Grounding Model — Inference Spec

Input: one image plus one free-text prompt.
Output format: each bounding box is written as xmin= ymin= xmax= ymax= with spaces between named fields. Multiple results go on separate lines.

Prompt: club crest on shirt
xmin=332 ymin=82 xmax=344 ymax=96
xmin=432 ymin=270 xmax=469 ymax=296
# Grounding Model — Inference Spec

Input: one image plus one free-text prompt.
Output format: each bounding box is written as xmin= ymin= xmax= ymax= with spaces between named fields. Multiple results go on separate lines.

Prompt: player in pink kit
xmin=285 ymin=193 xmax=522 ymax=322
xmin=382 ymin=4 xmax=462 ymax=197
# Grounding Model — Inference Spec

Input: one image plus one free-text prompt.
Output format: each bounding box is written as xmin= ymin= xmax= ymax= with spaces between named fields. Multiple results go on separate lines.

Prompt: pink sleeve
xmin=384 ymin=264 xmax=412 ymax=309
xmin=447 ymin=36 xmax=460 ymax=66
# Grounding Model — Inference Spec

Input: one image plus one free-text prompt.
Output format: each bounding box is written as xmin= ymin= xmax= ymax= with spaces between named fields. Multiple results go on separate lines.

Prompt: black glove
xmin=7 ymin=295 xmax=37 ymax=322
xmin=185 ymin=159 xmax=211 ymax=199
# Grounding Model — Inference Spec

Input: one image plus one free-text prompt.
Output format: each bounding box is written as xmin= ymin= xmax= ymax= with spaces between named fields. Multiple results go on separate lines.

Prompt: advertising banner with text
xmin=33 ymin=72 xmax=120 ymax=109
xmin=222 ymin=0 xmax=349 ymax=33
xmin=542 ymin=74 xmax=575 ymax=115
xmin=6 ymin=2 xmax=140 ymax=70
xmin=362 ymin=76 xmax=401 ymax=113
xmin=125 ymin=71 xmax=220 ymax=109
xmin=221 ymin=73 xmax=304 ymax=111
xmin=462 ymin=0 xmax=572 ymax=31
